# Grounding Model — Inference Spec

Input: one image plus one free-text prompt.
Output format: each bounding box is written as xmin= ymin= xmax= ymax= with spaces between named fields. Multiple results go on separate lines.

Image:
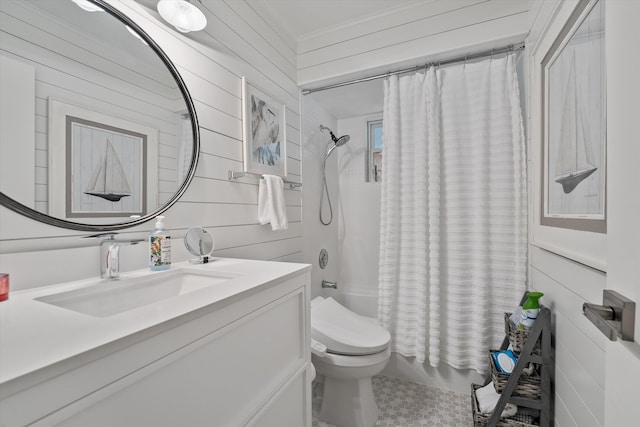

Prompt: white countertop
xmin=0 ymin=258 xmax=310 ymax=386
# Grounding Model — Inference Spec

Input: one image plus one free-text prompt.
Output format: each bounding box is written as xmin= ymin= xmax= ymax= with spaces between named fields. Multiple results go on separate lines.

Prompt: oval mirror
xmin=0 ymin=0 xmax=199 ymax=231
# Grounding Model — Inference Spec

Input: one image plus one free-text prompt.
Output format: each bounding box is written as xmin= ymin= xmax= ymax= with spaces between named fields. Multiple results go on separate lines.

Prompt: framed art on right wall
xmin=541 ymin=0 xmax=606 ymax=233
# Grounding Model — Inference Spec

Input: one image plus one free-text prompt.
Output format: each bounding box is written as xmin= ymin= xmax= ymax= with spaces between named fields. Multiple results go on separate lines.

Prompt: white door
xmin=604 ymin=1 xmax=640 ymax=425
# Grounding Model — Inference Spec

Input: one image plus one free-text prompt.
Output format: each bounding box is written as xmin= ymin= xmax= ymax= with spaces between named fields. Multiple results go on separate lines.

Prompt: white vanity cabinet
xmin=0 ymin=262 xmax=311 ymax=427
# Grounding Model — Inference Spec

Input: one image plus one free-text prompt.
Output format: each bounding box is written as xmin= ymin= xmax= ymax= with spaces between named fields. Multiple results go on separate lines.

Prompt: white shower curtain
xmin=378 ymin=54 xmax=527 ymax=374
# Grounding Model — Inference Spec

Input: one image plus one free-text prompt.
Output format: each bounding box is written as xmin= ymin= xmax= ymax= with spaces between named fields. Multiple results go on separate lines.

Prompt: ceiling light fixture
xmin=157 ymin=0 xmax=207 ymax=33
xmin=70 ymin=0 xmax=104 ymax=12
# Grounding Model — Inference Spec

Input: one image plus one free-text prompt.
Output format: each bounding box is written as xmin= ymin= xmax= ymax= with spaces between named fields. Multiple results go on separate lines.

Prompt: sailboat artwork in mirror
xmin=84 ymin=139 xmax=132 ymax=203
xmin=542 ymin=0 xmax=605 ymax=233
xmin=66 ymin=116 xmax=147 ymax=218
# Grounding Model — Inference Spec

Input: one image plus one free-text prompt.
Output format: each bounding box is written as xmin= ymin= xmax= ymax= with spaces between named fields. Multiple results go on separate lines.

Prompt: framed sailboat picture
xmin=48 ymin=99 xmax=159 ymax=221
xmin=66 ymin=116 xmax=147 ymax=217
xmin=541 ymin=0 xmax=606 ymax=233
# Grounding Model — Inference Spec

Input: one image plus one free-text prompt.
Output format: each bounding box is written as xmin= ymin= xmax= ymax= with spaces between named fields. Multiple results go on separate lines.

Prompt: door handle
xmin=583 ymin=290 xmax=635 ymax=341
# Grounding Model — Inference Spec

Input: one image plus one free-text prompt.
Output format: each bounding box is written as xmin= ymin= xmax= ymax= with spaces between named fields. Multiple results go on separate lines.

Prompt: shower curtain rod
xmin=301 ymin=42 xmax=525 ymax=95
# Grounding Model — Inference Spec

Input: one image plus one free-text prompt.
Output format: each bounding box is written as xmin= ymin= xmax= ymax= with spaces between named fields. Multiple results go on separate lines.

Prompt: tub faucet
xmin=96 ymin=233 xmax=144 ymax=279
xmin=322 ymin=280 xmax=338 ymax=289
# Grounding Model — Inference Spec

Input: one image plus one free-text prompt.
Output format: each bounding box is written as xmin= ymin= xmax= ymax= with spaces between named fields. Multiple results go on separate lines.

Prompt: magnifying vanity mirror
xmin=184 ymin=226 xmax=214 ymax=264
xmin=0 ymin=0 xmax=200 ymax=231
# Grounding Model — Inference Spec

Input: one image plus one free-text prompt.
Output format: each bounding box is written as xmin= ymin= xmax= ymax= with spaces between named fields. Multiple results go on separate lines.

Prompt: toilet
xmin=311 ymin=297 xmax=391 ymax=427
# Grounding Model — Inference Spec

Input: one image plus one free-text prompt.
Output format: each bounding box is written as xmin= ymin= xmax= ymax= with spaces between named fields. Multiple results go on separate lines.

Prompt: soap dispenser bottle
xmin=149 ymin=216 xmax=171 ymax=271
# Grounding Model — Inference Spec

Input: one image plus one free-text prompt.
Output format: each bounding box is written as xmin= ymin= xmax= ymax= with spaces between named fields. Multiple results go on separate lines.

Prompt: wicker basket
xmin=504 ymin=313 xmax=541 ymax=354
xmin=471 ymin=384 xmax=539 ymax=427
xmin=489 ymin=350 xmax=541 ymax=399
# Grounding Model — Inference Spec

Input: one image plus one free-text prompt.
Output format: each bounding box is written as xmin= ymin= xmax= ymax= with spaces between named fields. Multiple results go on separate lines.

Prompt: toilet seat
xmin=311 ymin=297 xmax=390 ymax=356
xmin=313 ymin=346 xmax=391 ymax=368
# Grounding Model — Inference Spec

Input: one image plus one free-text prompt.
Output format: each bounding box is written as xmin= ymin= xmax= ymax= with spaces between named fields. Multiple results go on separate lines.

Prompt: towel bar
xmin=227 ymin=170 xmax=302 ymax=189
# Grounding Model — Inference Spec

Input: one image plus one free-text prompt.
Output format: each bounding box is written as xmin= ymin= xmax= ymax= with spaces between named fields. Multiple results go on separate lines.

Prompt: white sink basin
xmin=35 ymin=268 xmax=236 ymax=317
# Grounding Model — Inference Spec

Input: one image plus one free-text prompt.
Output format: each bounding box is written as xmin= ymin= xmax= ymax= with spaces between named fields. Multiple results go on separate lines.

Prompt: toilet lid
xmin=311 ymin=297 xmax=390 ymax=356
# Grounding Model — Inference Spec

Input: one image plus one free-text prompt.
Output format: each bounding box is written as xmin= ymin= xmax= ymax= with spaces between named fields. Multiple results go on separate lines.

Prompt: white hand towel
xmin=476 ymin=382 xmax=518 ymax=418
xmin=258 ymin=174 xmax=288 ymax=231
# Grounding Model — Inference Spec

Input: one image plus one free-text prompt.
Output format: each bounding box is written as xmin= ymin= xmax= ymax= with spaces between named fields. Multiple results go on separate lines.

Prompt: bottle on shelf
xmin=520 ymin=291 xmax=544 ymax=329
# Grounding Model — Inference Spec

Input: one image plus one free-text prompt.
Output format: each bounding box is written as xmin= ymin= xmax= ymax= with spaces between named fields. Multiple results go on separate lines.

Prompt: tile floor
xmin=312 ymin=375 xmax=472 ymax=426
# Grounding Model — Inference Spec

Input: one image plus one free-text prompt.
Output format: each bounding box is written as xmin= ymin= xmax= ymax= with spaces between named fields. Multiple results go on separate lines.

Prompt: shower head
xmin=320 ymin=125 xmax=350 ymax=159
xmin=334 ymin=134 xmax=350 ymax=146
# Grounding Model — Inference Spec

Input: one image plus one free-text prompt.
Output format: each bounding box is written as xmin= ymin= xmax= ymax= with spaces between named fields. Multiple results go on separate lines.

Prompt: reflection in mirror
xmin=0 ymin=0 xmax=199 ymax=230
xmin=184 ymin=226 xmax=214 ymax=264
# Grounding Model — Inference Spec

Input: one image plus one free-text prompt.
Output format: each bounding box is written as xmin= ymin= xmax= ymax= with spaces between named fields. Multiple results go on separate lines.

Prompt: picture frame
xmin=241 ymin=77 xmax=287 ymax=177
xmin=48 ymin=99 xmax=158 ymax=220
xmin=66 ymin=116 xmax=147 ymax=217
xmin=541 ymin=0 xmax=606 ymax=233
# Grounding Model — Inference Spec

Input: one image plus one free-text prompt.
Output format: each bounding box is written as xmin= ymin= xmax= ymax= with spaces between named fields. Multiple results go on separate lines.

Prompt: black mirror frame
xmin=0 ymin=0 xmax=200 ymax=232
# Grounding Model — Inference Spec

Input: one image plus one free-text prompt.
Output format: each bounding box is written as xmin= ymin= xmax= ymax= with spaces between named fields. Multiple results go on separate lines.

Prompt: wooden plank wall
xmin=529 ymin=247 xmax=606 ymax=426
xmin=297 ymin=0 xmax=530 ymax=87
xmin=527 ymin=1 xmax=606 ymax=425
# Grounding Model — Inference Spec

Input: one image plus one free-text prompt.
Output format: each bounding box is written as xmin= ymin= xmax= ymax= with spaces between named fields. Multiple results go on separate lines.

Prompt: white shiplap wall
xmin=0 ymin=0 xmax=303 ymax=291
xmin=529 ymin=247 xmax=606 ymax=426
xmin=527 ymin=1 xmax=606 ymax=426
xmin=298 ymin=0 xmax=530 ymax=88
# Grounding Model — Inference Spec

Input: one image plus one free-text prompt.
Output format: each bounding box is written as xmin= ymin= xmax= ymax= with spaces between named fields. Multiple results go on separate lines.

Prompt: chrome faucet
xmin=96 ymin=233 xmax=144 ymax=279
xmin=321 ymin=280 xmax=338 ymax=289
